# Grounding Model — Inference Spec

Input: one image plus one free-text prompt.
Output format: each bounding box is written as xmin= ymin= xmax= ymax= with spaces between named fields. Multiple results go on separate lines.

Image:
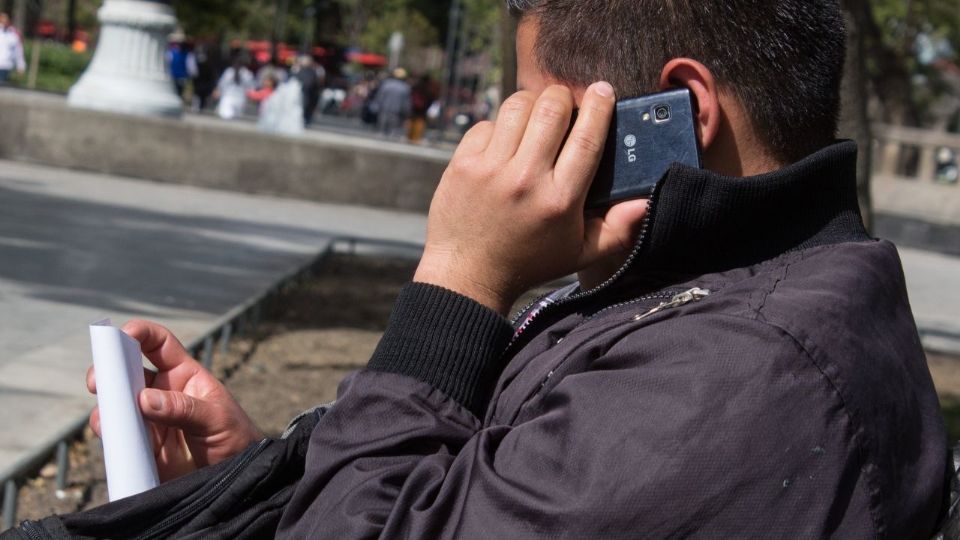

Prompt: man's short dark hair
xmin=507 ymin=1 xmax=847 ymax=164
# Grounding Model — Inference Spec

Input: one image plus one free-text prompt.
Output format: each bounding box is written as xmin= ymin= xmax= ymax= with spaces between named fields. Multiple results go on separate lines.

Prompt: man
xmin=372 ymin=67 xmax=413 ymax=138
xmin=408 ymin=74 xmax=437 ymax=142
xmin=0 ymin=13 xmax=25 ymax=84
xmin=293 ymin=55 xmax=324 ymax=126
xmin=167 ymin=39 xmax=198 ymax=101
xmin=79 ymin=0 xmax=948 ymax=537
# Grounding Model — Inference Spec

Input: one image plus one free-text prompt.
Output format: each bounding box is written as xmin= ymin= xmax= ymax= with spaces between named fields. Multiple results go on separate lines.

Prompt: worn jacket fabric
xmin=278 ymin=141 xmax=949 ymax=538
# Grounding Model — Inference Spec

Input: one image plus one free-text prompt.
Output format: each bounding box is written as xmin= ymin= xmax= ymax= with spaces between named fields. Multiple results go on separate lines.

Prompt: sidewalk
xmin=899 ymin=247 xmax=960 ymax=355
xmin=0 ymin=159 xmax=427 ymax=480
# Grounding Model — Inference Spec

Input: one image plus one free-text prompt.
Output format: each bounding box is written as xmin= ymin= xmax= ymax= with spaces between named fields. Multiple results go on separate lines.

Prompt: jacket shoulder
xmin=748 ymin=241 xmax=947 ymax=537
xmin=538 ymin=311 xmax=877 ymax=535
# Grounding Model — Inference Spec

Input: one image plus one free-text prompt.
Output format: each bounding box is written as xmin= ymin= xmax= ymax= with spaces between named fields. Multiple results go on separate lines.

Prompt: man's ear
xmin=659 ymin=58 xmax=721 ymax=151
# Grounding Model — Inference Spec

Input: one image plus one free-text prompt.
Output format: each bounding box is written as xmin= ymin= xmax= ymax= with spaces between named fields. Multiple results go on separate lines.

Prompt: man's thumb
xmin=139 ymin=388 xmax=209 ymax=431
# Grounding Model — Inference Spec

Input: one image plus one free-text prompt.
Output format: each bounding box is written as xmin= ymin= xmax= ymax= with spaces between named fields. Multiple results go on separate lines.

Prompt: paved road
xmin=0 ymin=159 xmax=427 ymax=478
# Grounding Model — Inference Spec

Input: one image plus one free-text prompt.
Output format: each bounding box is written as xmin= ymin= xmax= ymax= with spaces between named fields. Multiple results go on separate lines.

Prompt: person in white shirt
xmin=0 ymin=13 xmax=26 ymax=84
xmin=214 ymin=58 xmax=255 ymax=120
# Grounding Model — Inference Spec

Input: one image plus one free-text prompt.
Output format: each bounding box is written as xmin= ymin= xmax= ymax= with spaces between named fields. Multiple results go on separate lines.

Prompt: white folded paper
xmin=89 ymin=320 xmax=159 ymax=501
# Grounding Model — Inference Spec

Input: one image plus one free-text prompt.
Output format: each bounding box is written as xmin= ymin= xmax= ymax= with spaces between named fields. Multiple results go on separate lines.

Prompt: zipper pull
xmin=632 ymin=287 xmax=711 ymax=321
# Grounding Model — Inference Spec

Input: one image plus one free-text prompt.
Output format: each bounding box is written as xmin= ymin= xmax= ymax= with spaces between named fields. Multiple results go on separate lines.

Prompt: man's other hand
xmin=86 ymin=320 xmax=263 ymax=482
xmin=414 ymin=82 xmax=649 ymax=315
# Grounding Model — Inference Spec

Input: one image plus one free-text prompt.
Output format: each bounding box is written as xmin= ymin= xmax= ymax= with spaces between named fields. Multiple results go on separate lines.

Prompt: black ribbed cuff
xmin=367 ymin=282 xmax=515 ymax=417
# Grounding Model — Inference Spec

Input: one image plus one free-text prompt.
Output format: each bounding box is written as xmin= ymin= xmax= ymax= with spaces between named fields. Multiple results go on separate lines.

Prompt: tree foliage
xmin=337 ymin=0 xmax=438 ymax=57
xmin=847 ymin=0 xmax=960 ymax=127
xmin=172 ymin=0 xmax=269 ymax=39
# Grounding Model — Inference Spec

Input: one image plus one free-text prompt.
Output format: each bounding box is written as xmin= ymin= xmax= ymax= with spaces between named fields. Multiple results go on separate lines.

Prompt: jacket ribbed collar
xmin=629 ymin=140 xmax=870 ymax=277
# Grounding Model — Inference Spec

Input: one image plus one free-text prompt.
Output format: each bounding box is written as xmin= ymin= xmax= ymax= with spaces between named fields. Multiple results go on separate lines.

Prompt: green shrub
xmin=12 ymin=41 xmax=93 ymax=94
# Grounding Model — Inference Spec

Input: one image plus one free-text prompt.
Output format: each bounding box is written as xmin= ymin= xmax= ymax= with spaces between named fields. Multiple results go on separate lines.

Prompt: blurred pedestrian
xmin=357 ymin=72 xmax=382 ymax=125
xmin=257 ymin=58 xmax=288 ymax=89
xmin=292 ymin=55 xmax=325 ymax=126
xmin=192 ymin=41 xmax=222 ymax=111
xmin=408 ymin=74 xmax=436 ymax=142
xmin=214 ymin=58 xmax=254 ymax=120
xmin=247 ymin=74 xmax=278 ymax=115
xmin=0 ymin=12 xmax=25 ymax=85
xmin=167 ymin=37 xmax=197 ymax=102
xmin=372 ymin=67 xmax=412 ymax=139
xmin=257 ymin=77 xmax=304 ymax=136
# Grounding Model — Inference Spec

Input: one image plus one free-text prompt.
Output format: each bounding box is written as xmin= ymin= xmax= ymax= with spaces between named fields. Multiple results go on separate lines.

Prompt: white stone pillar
xmin=68 ymin=0 xmax=182 ymax=117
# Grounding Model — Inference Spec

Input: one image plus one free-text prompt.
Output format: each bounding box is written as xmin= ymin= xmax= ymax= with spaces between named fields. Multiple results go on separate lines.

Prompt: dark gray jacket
xmin=278 ymin=142 xmax=949 ymax=538
xmin=372 ymin=77 xmax=412 ymax=118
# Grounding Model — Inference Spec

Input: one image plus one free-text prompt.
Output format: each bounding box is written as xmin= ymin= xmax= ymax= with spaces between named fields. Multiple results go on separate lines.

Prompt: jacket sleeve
xmin=277 ymin=284 xmax=863 ymax=539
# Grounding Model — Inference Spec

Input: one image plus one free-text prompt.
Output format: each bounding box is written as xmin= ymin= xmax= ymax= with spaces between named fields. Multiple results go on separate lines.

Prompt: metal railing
xmin=0 ymin=236 xmax=424 ymax=531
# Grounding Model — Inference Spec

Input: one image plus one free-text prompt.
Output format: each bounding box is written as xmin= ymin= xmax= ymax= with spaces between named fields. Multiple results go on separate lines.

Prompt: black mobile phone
xmin=585 ymin=88 xmax=701 ymax=208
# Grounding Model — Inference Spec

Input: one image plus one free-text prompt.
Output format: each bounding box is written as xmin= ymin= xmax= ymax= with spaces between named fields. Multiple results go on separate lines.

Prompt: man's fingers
xmin=515 ymin=85 xmax=575 ymax=174
xmin=485 ymin=91 xmax=536 ymax=161
xmin=144 ymin=368 xmax=157 ymax=388
xmin=89 ymin=407 xmax=101 ymax=438
xmin=453 ymin=120 xmax=495 ymax=158
xmin=554 ymin=81 xmax=616 ymax=200
xmin=579 ymin=198 xmax=649 ymax=267
xmin=139 ymin=388 xmax=216 ymax=434
xmin=122 ymin=320 xmax=199 ymax=374
xmin=86 ymin=366 xmax=97 ymax=394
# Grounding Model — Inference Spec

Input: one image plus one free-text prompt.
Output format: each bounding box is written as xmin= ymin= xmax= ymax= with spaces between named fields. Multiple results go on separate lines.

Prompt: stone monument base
xmin=68 ymin=0 xmax=182 ymax=117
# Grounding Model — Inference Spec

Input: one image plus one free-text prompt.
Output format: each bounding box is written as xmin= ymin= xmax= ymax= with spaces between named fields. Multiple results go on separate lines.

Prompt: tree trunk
xmin=847 ymin=0 xmax=921 ymax=126
xmin=272 ymin=0 xmax=290 ymax=62
xmin=23 ymin=0 xmax=43 ymax=39
xmin=839 ymin=0 xmax=874 ymax=232
xmin=12 ymin=0 xmax=24 ymax=34
xmin=499 ymin=3 xmax=516 ymax=98
xmin=315 ymin=0 xmax=343 ymax=46
xmin=66 ymin=0 xmax=77 ymax=43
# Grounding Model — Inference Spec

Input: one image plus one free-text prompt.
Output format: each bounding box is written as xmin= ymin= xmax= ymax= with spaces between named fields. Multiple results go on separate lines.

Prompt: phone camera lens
xmin=653 ymin=105 xmax=671 ymax=122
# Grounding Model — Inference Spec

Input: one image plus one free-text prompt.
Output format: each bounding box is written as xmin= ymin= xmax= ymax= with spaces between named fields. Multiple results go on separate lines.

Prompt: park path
xmin=0 ymin=159 xmax=427 ymax=480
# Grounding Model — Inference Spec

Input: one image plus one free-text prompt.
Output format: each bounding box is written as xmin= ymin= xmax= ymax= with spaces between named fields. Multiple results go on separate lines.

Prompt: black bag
xmin=3 ymin=407 xmax=325 ymax=540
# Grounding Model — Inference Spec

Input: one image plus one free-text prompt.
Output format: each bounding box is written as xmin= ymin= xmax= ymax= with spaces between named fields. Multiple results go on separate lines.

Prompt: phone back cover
xmin=587 ymin=88 xmax=700 ymax=208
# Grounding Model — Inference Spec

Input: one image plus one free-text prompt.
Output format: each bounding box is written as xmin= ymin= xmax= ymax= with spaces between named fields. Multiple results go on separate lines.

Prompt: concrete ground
xmin=872 ymin=172 xmax=960 ymax=258
xmin=0 ymin=159 xmax=427 ymax=481
xmin=900 ymin=247 xmax=960 ymax=354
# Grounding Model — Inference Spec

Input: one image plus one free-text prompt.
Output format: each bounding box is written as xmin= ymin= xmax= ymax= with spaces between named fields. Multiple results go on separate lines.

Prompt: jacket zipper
xmin=630 ymin=287 xmax=711 ymax=322
xmin=536 ymin=287 xmax=710 ymax=395
xmin=20 ymin=520 xmax=44 ymax=540
xmin=135 ymin=438 xmax=271 ymax=540
xmin=504 ymin=187 xmax=661 ymax=357
xmin=581 ymin=291 xmax=680 ymax=323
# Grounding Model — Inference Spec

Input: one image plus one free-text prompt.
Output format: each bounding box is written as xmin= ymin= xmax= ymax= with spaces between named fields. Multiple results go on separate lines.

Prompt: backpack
xmin=2 ymin=407 xmax=326 ymax=540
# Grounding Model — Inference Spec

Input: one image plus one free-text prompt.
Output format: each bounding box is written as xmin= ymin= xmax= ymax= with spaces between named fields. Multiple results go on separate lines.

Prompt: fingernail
xmin=144 ymin=390 xmax=164 ymax=411
xmin=594 ymin=81 xmax=614 ymax=98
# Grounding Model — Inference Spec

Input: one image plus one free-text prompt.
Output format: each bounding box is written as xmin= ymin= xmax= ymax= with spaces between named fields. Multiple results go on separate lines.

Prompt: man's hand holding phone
xmin=86 ymin=320 xmax=263 ymax=482
xmin=414 ymin=82 xmax=649 ymax=315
